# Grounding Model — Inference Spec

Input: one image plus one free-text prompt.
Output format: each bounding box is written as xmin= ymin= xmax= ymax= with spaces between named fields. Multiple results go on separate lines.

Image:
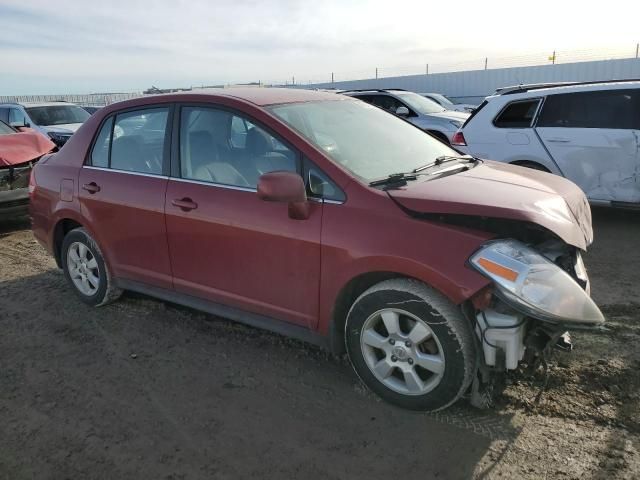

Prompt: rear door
xmin=536 ymin=89 xmax=640 ymax=203
xmin=79 ymin=106 xmax=173 ymax=288
xmin=164 ymin=104 xmax=322 ymax=328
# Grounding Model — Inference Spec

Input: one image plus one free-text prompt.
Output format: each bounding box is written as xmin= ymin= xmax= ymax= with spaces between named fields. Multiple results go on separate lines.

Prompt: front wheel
xmin=345 ymin=279 xmax=476 ymax=411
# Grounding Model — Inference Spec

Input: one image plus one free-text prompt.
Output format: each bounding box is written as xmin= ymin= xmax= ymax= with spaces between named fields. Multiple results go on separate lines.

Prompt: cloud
xmin=0 ymin=0 xmax=638 ymax=94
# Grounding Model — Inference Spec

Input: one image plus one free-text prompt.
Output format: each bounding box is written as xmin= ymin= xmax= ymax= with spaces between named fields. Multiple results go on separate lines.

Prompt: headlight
xmin=470 ymin=239 xmax=604 ymax=325
xmin=449 ymin=120 xmax=463 ymax=129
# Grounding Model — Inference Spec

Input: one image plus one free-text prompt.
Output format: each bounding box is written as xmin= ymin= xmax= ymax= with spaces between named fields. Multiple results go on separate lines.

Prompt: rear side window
xmin=537 ymin=89 xmax=639 ymax=129
xmin=88 ymin=107 xmax=169 ymax=174
xmin=90 ymin=117 xmax=113 ymax=167
xmin=493 ymin=99 xmax=540 ymax=128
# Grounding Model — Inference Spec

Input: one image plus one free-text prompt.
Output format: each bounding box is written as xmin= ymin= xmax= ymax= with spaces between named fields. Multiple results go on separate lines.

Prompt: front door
xmin=165 ymin=105 xmax=322 ymax=328
xmin=79 ymin=106 xmax=173 ymax=288
xmin=536 ymin=89 xmax=640 ymax=203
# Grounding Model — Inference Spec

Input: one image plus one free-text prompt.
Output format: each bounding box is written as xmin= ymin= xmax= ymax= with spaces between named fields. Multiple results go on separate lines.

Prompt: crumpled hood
xmin=0 ymin=129 xmax=56 ymax=167
xmin=387 ymin=160 xmax=593 ymax=250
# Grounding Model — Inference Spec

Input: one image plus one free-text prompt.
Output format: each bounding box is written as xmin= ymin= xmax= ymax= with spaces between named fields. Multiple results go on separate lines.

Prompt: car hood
xmin=0 ymin=129 xmax=56 ymax=167
xmin=387 ymin=160 xmax=593 ymax=250
xmin=43 ymin=124 xmax=82 ymax=134
xmin=426 ymin=110 xmax=470 ymax=121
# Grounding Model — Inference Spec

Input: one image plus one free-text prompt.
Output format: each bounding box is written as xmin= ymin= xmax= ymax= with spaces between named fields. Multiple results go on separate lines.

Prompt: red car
xmin=30 ymin=88 xmax=604 ymax=411
xmin=0 ymin=120 xmax=55 ymax=218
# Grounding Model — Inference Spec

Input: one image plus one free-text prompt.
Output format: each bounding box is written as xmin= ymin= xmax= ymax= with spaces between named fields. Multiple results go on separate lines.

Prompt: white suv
xmin=452 ymin=81 xmax=640 ymax=207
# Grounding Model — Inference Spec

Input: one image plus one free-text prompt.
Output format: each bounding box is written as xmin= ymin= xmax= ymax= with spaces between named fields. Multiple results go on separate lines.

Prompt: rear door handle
xmin=546 ymin=137 xmax=571 ymax=143
xmin=82 ymin=182 xmax=101 ymax=194
xmin=172 ymin=197 xmax=198 ymax=211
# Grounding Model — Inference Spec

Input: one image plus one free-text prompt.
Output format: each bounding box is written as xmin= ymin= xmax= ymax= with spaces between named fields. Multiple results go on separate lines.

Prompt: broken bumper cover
xmin=469 ymin=239 xmax=605 ymax=326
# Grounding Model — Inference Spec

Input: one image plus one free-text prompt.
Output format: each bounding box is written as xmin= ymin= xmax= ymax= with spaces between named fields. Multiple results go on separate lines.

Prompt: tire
xmin=61 ymin=227 xmax=122 ymax=307
xmin=345 ymin=278 xmax=476 ymax=411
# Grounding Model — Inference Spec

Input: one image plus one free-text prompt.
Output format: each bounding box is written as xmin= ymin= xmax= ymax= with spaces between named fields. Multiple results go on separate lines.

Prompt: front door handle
xmin=82 ymin=182 xmax=101 ymax=194
xmin=546 ymin=137 xmax=571 ymax=143
xmin=172 ymin=197 xmax=198 ymax=211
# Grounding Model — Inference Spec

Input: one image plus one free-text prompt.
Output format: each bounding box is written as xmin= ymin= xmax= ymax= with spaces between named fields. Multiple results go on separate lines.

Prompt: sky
xmin=1 ymin=0 xmax=638 ymax=95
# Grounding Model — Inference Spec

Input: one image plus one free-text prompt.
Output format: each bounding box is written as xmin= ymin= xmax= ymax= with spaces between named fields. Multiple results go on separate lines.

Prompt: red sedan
xmin=30 ymin=88 xmax=604 ymax=411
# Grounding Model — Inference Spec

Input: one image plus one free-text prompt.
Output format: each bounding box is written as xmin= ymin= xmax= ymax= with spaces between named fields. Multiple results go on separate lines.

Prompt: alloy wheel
xmin=360 ymin=308 xmax=445 ymax=396
xmin=66 ymin=241 xmax=100 ymax=296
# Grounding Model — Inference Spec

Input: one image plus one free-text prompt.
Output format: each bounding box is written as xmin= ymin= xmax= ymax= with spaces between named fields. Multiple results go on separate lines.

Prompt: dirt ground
xmin=0 ymin=208 xmax=639 ymax=480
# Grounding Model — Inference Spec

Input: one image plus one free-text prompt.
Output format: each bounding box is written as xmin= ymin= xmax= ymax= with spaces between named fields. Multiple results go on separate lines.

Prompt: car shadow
xmin=0 ymin=269 xmax=521 ymax=479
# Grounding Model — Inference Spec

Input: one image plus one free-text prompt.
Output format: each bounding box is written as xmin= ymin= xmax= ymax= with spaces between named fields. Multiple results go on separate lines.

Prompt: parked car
xmin=30 ymin=88 xmax=603 ymax=411
xmin=451 ymin=80 xmax=640 ymax=207
xmin=0 ymin=120 xmax=55 ymax=218
xmin=0 ymin=101 xmax=91 ymax=148
xmin=341 ymin=89 xmax=469 ymax=144
xmin=81 ymin=106 xmax=102 ymax=115
xmin=420 ymin=92 xmax=477 ymax=113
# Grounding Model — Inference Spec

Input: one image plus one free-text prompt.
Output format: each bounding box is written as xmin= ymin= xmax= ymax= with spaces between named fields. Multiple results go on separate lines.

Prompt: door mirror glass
xmin=395 ymin=106 xmax=410 ymax=116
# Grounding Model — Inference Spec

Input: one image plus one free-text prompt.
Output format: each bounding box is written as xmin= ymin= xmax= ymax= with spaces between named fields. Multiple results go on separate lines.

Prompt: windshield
xmin=0 ymin=121 xmax=14 ymax=135
xmin=394 ymin=92 xmax=445 ymax=114
xmin=269 ymin=99 xmax=457 ymax=182
xmin=26 ymin=105 xmax=90 ymax=126
xmin=426 ymin=93 xmax=454 ymax=107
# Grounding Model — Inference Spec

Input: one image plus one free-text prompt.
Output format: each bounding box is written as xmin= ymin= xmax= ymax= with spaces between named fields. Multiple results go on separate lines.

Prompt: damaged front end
xmin=0 ymin=161 xmax=35 ymax=218
xmin=465 ymin=238 xmax=605 ymax=407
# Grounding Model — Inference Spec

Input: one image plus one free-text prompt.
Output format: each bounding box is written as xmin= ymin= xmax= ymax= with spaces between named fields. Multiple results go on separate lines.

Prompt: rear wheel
xmin=61 ymin=228 xmax=122 ymax=306
xmin=345 ymin=279 xmax=476 ymax=411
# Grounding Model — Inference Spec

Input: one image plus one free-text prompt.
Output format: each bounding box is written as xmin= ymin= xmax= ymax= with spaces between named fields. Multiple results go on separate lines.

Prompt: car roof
xmin=175 ymin=87 xmax=343 ymax=106
xmin=494 ymin=79 xmax=640 ymax=97
xmin=342 ymin=89 xmax=407 ymax=95
xmin=0 ymin=101 xmax=79 ymax=108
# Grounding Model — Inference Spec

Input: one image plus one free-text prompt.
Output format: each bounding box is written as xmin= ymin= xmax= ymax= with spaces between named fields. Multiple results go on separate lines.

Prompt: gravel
xmin=0 ymin=207 xmax=638 ymax=479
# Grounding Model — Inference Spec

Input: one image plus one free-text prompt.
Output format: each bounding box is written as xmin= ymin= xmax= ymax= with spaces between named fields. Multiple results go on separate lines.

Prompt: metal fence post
xmin=375 ymin=68 xmax=378 ymax=79
xmin=636 ymin=43 xmax=639 ymax=59
xmin=484 ymin=57 xmax=488 ymax=70
xmin=426 ymin=64 xmax=429 ymax=75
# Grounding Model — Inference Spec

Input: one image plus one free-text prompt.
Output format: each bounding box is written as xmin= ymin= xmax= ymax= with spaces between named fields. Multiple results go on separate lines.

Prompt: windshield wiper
xmin=369 ymin=156 xmax=479 ymax=189
xmin=412 ymin=155 xmax=477 ymax=173
xmin=369 ymin=172 xmax=419 ymax=188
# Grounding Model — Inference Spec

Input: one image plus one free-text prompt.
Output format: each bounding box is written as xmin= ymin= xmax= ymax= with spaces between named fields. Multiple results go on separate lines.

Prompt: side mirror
xmin=257 ymin=171 xmax=309 ymax=220
xmin=395 ymin=106 xmax=410 ymax=116
xmin=10 ymin=120 xmax=29 ymax=128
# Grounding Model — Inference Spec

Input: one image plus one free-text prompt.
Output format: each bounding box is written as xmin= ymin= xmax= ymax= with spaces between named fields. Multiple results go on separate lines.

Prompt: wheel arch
xmin=509 ymin=160 xmax=551 ymax=172
xmin=426 ymin=130 xmax=450 ymax=144
xmin=52 ymin=218 xmax=83 ymax=268
xmin=328 ymin=271 xmax=450 ymax=355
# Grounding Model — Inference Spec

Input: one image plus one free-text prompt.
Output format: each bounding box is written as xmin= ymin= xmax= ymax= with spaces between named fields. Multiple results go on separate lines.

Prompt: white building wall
xmin=307 ymin=58 xmax=640 ymax=104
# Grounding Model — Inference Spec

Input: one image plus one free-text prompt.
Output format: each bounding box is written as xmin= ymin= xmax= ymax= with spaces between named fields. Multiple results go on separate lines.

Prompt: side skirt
xmin=115 ymin=278 xmax=330 ymax=351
